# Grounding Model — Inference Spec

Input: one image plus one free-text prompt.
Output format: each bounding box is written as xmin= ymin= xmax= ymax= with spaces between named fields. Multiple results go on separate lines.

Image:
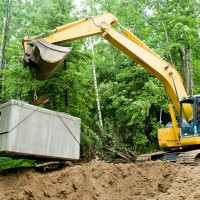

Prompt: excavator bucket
xmin=23 ymin=39 xmax=72 ymax=80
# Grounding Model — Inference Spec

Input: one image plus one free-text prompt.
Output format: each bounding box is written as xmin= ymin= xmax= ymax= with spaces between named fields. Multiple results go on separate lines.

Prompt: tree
xmin=145 ymin=0 xmax=200 ymax=95
xmin=0 ymin=0 xmax=13 ymax=70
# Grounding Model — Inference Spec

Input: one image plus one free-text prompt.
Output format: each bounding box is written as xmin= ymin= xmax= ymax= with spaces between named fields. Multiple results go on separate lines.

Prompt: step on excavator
xmin=23 ymin=13 xmax=200 ymax=165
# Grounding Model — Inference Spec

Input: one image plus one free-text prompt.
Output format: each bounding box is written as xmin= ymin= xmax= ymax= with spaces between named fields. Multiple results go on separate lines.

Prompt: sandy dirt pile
xmin=0 ymin=160 xmax=200 ymax=200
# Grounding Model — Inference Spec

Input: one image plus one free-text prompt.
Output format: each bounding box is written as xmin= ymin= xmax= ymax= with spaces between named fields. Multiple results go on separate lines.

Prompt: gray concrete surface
xmin=0 ymin=100 xmax=81 ymax=160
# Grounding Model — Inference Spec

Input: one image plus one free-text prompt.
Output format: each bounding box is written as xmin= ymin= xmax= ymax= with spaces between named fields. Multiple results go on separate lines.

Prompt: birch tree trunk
xmin=89 ymin=0 xmax=104 ymax=134
xmin=89 ymin=38 xmax=104 ymax=134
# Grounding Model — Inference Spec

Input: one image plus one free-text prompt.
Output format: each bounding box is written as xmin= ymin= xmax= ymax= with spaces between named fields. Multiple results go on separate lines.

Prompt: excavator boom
xmin=23 ymin=13 xmax=190 ymax=118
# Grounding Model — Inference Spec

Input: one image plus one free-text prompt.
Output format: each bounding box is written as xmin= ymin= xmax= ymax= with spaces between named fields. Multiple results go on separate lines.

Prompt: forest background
xmin=0 ymin=0 xmax=199 ymax=167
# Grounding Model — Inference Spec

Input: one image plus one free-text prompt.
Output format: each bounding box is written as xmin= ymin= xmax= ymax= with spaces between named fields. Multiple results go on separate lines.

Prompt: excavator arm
xmin=23 ymin=13 xmax=191 ymax=121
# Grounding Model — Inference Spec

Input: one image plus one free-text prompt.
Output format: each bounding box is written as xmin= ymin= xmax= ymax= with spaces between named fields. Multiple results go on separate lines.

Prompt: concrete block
xmin=0 ymin=100 xmax=81 ymax=160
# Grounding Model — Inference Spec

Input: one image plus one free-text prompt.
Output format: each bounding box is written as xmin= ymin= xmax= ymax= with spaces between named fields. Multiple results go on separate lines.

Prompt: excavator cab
xmin=180 ymin=96 xmax=200 ymax=137
xmin=23 ymin=39 xmax=72 ymax=80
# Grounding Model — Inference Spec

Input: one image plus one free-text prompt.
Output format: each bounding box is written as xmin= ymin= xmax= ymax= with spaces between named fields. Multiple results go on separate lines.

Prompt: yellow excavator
xmin=23 ymin=13 xmax=200 ymax=165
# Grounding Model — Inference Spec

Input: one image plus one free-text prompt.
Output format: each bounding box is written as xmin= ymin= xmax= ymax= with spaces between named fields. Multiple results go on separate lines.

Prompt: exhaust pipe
xmin=23 ymin=39 xmax=72 ymax=80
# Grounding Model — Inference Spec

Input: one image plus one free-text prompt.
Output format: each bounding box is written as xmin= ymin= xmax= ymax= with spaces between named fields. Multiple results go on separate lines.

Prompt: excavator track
xmin=176 ymin=150 xmax=200 ymax=166
xmin=136 ymin=150 xmax=200 ymax=166
xmin=136 ymin=151 xmax=167 ymax=162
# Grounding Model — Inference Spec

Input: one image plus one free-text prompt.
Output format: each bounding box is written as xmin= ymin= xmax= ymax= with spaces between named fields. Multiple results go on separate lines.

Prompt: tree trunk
xmin=179 ymin=47 xmax=185 ymax=83
xmin=90 ymin=38 xmax=104 ymax=134
xmin=64 ymin=59 xmax=69 ymax=107
xmin=0 ymin=0 xmax=13 ymax=70
xmin=179 ymin=45 xmax=193 ymax=95
xmin=185 ymin=45 xmax=193 ymax=95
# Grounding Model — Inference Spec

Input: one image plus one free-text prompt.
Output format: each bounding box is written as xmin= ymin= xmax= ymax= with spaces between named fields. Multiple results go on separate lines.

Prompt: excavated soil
xmin=0 ymin=160 xmax=200 ymax=200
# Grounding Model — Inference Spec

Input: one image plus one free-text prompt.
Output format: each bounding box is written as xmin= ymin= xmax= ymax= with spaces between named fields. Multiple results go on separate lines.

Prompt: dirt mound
xmin=0 ymin=160 xmax=200 ymax=200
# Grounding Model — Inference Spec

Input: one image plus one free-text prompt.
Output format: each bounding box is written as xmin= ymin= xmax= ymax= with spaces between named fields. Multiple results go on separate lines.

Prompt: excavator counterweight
xmin=23 ymin=39 xmax=72 ymax=80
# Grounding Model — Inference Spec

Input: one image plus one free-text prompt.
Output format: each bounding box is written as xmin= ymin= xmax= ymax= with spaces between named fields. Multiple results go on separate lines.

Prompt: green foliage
xmin=0 ymin=0 xmax=98 ymax=166
xmin=80 ymin=124 xmax=102 ymax=158
xmin=0 ymin=157 xmax=36 ymax=169
xmin=93 ymin=0 xmax=200 ymax=154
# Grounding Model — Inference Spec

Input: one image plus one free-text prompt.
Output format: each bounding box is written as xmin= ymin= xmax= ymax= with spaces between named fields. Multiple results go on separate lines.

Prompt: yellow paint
xmin=158 ymin=127 xmax=181 ymax=148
